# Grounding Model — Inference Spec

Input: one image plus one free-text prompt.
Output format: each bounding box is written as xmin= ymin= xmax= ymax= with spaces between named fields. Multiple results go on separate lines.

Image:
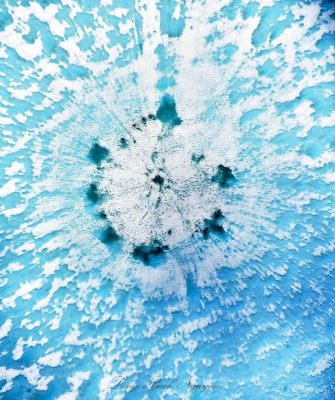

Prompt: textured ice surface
xmin=0 ymin=0 xmax=335 ymax=399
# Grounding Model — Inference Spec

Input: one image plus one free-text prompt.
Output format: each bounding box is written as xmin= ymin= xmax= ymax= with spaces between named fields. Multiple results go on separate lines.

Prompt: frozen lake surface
xmin=0 ymin=0 xmax=335 ymax=399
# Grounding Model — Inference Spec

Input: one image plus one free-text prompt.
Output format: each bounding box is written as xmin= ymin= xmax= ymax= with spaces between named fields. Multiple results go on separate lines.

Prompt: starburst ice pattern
xmin=0 ymin=1 xmax=334 ymax=399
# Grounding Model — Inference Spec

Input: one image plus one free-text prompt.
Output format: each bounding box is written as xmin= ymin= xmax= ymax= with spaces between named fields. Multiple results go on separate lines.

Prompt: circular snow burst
xmin=1 ymin=1 xmax=335 ymax=398
xmin=89 ymin=99 xmax=237 ymax=254
xmin=47 ymin=60 xmax=282 ymax=291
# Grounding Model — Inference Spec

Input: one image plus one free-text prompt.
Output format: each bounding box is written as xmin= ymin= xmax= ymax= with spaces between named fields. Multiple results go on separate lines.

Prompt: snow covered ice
xmin=0 ymin=0 xmax=335 ymax=399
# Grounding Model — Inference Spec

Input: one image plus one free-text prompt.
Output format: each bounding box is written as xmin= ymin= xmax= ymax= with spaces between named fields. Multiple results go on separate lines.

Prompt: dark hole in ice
xmin=152 ymin=175 xmax=164 ymax=186
xmin=99 ymin=210 xmax=108 ymax=220
xmin=88 ymin=143 xmax=109 ymax=165
xmin=119 ymin=137 xmax=128 ymax=148
xmin=202 ymin=227 xmax=209 ymax=238
xmin=100 ymin=226 xmax=119 ymax=244
xmin=212 ymin=209 xmax=224 ymax=222
xmin=202 ymin=209 xmax=225 ymax=239
xmin=141 ymin=116 xmax=147 ymax=125
xmin=211 ymin=165 xmax=237 ymax=188
xmin=132 ymin=240 xmax=169 ymax=265
xmin=148 ymin=113 xmax=156 ymax=120
xmin=156 ymin=94 xmax=182 ymax=127
xmin=87 ymin=183 xmax=100 ymax=203
xmin=202 ymin=222 xmax=225 ymax=239
xmin=192 ymin=154 xmax=205 ymax=163
xmin=131 ymin=123 xmax=142 ymax=131
xmin=167 ymin=229 xmax=172 ymax=235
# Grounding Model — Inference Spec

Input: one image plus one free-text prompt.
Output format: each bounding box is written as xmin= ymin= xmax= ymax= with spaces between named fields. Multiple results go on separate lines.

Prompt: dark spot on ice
xmin=192 ymin=154 xmax=205 ymax=163
xmin=119 ymin=138 xmax=128 ymax=148
xmin=152 ymin=175 xmax=164 ymax=186
xmin=100 ymin=226 xmax=119 ymax=244
xmin=131 ymin=123 xmax=142 ymax=131
xmin=212 ymin=209 xmax=224 ymax=222
xmin=141 ymin=116 xmax=147 ymax=125
xmin=99 ymin=210 xmax=108 ymax=220
xmin=132 ymin=240 xmax=169 ymax=265
xmin=167 ymin=229 xmax=172 ymax=235
xmin=148 ymin=113 xmax=156 ymax=120
xmin=87 ymin=183 xmax=101 ymax=203
xmin=156 ymin=94 xmax=182 ymax=127
xmin=201 ymin=209 xmax=225 ymax=239
xmin=151 ymin=151 xmax=158 ymax=162
xmin=211 ymin=165 xmax=237 ymax=188
xmin=88 ymin=143 xmax=109 ymax=165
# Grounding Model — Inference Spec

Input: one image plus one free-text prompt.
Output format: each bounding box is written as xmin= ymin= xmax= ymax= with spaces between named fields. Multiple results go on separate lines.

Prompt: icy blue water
xmin=0 ymin=0 xmax=335 ymax=399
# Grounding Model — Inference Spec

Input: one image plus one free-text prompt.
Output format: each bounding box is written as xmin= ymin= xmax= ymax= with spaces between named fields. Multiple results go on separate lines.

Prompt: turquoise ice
xmin=0 ymin=0 xmax=335 ymax=399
